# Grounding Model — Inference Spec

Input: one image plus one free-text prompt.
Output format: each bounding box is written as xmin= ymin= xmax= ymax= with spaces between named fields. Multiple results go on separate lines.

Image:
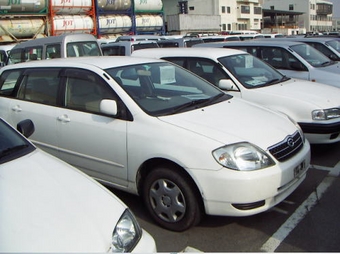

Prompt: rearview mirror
xmin=17 ymin=119 xmax=35 ymax=138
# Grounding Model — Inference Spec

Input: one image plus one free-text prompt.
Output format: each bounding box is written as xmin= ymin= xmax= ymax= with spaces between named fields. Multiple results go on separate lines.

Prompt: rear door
xmin=0 ymin=68 xmax=61 ymax=157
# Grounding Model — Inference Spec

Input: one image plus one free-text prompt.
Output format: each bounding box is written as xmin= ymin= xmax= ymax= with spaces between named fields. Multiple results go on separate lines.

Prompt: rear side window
xmin=17 ymin=69 xmax=60 ymax=106
xmin=0 ymin=70 xmax=22 ymax=96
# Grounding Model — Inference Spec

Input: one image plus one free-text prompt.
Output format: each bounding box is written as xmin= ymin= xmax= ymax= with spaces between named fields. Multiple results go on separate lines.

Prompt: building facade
xmin=262 ymin=0 xmax=333 ymax=33
xmin=162 ymin=0 xmax=262 ymax=34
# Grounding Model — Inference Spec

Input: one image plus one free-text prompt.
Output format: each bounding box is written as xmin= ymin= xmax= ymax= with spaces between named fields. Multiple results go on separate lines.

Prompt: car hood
xmin=159 ymin=97 xmax=298 ymax=149
xmin=251 ymin=78 xmax=340 ymax=108
xmin=0 ymin=149 xmax=126 ymax=252
xmin=313 ymin=64 xmax=340 ymax=87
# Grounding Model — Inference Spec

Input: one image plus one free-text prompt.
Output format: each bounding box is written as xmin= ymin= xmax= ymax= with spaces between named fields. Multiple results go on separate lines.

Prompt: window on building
xmin=289 ymin=4 xmax=294 ymax=11
xmin=228 ymin=24 xmax=231 ymax=30
xmin=189 ymin=6 xmax=194 ymax=11
xmin=222 ymin=6 xmax=226 ymax=13
xmin=270 ymin=6 xmax=274 ymax=10
xmin=241 ymin=6 xmax=250 ymax=14
xmin=254 ymin=7 xmax=261 ymax=15
xmin=227 ymin=6 xmax=231 ymax=13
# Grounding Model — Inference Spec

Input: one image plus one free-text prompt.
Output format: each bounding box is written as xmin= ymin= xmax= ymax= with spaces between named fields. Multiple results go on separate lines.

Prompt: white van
xmin=7 ymin=34 xmax=102 ymax=64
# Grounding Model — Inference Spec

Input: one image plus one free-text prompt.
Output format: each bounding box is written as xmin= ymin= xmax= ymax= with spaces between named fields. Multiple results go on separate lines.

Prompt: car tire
xmin=143 ymin=165 xmax=203 ymax=232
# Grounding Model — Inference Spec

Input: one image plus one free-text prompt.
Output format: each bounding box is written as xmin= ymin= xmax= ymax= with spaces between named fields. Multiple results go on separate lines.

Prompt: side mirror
xmin=329 ymin=54 xmax=339 ymax=61
xmin=100 ymin=99 xmax=118 ymax=116
xmin=17 ymin=119 xmax=35 ymax=138
xmin=218 ymin=79 xmax=238 ymax=91
xmin=290 ymin=61 xmax=307 ymax=71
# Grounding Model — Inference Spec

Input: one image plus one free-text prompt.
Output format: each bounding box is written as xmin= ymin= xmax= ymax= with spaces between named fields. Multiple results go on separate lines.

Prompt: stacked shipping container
xmin=0 ymin=0 xmax=165 ymax=42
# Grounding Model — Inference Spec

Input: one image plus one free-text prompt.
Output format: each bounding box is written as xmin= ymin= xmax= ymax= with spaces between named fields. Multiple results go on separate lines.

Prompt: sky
xmin=329 ymin=0 xmax=340 ymax=18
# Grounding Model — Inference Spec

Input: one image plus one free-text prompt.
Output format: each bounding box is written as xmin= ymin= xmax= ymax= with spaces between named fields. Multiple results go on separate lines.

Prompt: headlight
xmin=110 ymin=209 xmax=142 ymax=252
xmin=312 ymin=108 xmax=340 ymax=120
xmin=212 ymin=142 xmax=275 ymax=171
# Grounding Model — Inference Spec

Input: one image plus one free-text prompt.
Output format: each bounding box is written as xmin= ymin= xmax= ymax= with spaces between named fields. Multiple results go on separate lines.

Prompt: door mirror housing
xmin=100 ymin=99 xmax=118 ymax=116
xmin=218 ymin=79 xmax=238 ymax=91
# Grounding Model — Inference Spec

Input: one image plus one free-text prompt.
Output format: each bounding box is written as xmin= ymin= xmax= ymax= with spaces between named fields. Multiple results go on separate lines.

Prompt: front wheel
xmin=143 ymin=165 xmax=203 ymax=232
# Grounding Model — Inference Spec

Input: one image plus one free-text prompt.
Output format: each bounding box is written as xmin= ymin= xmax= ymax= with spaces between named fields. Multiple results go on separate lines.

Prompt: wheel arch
xmin=136 ymin=157 xmax=205 ymax=213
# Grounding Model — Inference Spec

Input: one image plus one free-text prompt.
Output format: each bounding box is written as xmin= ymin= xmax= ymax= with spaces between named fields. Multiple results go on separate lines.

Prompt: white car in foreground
xmin=132 ymin=47 xmax=340 ymax=144
xmin=0 ymin=118 xmax=156 ymax=252
xmin=0 ymin=56 xmax=310 ymax=231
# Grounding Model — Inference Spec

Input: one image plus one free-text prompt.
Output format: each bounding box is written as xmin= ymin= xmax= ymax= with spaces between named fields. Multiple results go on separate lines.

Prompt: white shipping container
xmin=96 ymin=0 xmax=131 ymax=11
xmin=50 ymin=0 xmax=92 ymax=14
xmin=52 ymin=15 xmax=94 ymax=35
xmin=135 ymin=14 xmax=163 ymax=31
xmin=0 ymin=18 xmax=46 ymax=38
xmin=0 ymin=0 xmax=46 ymax=13
xmin=134 ymin=0 xmax=162 ymax=12
xmin=98 ymin=15 xmax=132 ymax=34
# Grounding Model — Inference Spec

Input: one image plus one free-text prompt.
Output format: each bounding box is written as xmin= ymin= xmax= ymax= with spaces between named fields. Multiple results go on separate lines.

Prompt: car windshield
xmin=290 ymin=43 xmax=335 ymax=67
xmin=218 ymin=54 xmax=288 ymax=88
xmin=0 ymin=119 xmax=35 ymax=164
xmin=105 ymin=62 xmax=230 ymax=116
xmin=327 ymin=40 xmax=340 ymax=53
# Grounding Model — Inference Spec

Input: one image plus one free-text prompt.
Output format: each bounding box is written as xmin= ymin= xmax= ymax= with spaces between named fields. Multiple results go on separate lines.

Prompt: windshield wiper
xmin=0 ymin=144 xmax=29 ymax=158
xmin=265 ymin=78 xmax=281 ymax=85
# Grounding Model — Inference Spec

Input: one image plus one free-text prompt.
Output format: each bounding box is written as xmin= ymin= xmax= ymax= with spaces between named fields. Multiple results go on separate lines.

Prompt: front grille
xmin=268 ymin=131 xmax=303 ymax=162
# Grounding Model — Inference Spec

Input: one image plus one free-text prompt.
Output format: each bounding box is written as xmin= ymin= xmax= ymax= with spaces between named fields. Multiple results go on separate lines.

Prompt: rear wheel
xmin=143 ymin=165 xmax=203 ymax=232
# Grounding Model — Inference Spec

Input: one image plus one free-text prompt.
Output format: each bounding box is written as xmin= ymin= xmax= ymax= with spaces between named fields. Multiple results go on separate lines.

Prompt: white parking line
xmin=260 ymin=162 xmax=340 ymax=252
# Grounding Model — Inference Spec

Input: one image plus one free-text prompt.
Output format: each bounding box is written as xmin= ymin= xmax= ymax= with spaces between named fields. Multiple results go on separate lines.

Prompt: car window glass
xmin=219 ymin=54 xmax=283 ymax=88
xmin=17 ymin=69 xmax=60 ymax=106
xmin=102 ymin=46 xmax=126 ymax=56
xmin=0 ymin=70 xmax=22 ymax=96
xmin=186 ymin=58 xmax=230 ymax=86
xmin=291 ymin=44 xmax=330 ymax=67
xmin=24 ymin=47 xmax=43 ymax=61
xmin=64 ymin=69 xmax=116 ymax=114
xmin=105 ymin=62 xmax=227 ymax=116
xmin=46 ymin=44 xmax=61 ymax=59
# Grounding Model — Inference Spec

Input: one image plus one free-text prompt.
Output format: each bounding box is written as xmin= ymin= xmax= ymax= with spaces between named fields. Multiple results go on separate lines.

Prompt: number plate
xmin=294 ymin=161 xmax=306 ymax=178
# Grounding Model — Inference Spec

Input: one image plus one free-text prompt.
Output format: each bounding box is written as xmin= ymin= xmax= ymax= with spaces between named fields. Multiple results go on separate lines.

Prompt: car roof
xmin=131 ymin=47 xmax=247 ymax=59
xmin=0 ymin=56 xmax=164 ymax=71
xmin=280 ymin=37 xmax=338 ymax=43
xmin=194 ymin=39 xmax=306 ymax=48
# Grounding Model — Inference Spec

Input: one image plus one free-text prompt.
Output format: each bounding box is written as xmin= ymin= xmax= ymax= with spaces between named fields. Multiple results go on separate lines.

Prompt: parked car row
xmin=4 ymin=32 xmax=339 ymax=251
xmin=0 ymin=56 xmax=311 ymax=235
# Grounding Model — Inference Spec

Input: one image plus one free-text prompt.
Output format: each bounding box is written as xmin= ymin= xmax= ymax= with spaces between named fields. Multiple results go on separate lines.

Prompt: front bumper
xmin=192 ymin=140 xmax=311 ymax=217
xmin=298 ymin=121 xmax=340 ymax=144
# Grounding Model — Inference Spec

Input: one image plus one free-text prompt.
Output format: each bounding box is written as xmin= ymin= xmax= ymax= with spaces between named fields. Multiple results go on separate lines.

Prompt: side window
xmin=0 ymin=70 xmax=22 ymax=96
xmin=261 ymin=48 xmax=284 ymax=69
xmin=17 ymin=69 xmax=60 ymax=106
xmin=24 ymin=47 xmax=43 ymax=61
xmin=64 ymin=69 xmax=116 ymax=114
xmin=186 ymin=58 xmax=229 ymax=86
xmin=46 ymin=44 xmax=61 ymax=59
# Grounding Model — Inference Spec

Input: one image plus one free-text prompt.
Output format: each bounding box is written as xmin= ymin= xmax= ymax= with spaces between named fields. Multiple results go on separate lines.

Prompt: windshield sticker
xmin=245 ymin=55 xmax=253 ymax=68
xmin=160 ymin=66 xmax=176 ymax=84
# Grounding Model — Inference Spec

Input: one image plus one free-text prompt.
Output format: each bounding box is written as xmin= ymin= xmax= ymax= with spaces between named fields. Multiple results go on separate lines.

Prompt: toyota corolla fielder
xmin=0 ymin=56 xmax=311 ymax=231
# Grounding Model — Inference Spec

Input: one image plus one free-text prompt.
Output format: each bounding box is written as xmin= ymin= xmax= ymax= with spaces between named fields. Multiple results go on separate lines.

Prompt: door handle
xmin=11 ymin=105 xmax=22 ymax=112
xmin=57 ymin=114 xmax=71 ymax=123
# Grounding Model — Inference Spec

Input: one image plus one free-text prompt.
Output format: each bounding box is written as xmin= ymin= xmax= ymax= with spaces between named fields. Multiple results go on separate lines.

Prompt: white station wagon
xmin=132 ymin=48 xmax=340 ymax=144
xmin=0 ymin=118 xmax=156 ymax=252
xmin=0 ymin=56 xmax=311 ymax=231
